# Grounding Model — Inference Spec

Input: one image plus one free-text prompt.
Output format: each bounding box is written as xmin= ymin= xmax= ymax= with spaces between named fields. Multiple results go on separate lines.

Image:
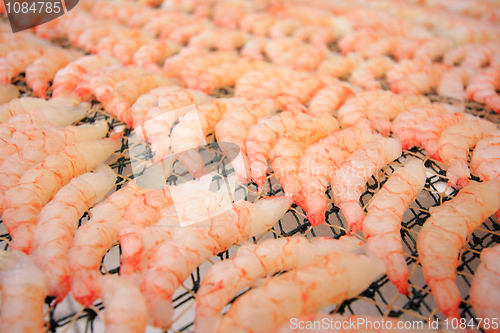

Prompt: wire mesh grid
xmin=1 ymin=59 xmax=500 ymax=333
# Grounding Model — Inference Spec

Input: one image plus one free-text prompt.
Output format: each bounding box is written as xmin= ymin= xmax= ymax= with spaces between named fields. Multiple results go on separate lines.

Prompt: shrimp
xmin=76 ymin=24 xmax=124 ymax=51
xmin=466 ymin=65 xmax=500 ymax=113
xmin=141 ymin=195 xmax=293 ymax=329
xmin=307 ymin=80 xmax=356 ymax=116
xmin=270 ymin=115 xmax=339 ymax=199
xmin=392 ymin=103 xmax=458 ymax=150
xmin=0 ymin=84 xmax=19 ymax=105
xmin=349 ymin=56 xmax=395 ymax=91
xmin=215 ymin=99 xmax=278 ymax=183
xmin=52 ymin=55 xmax=120 ymax=98
xmin=31 ymin=164 xmax=116 ymax=301
xmin=103 ymin=73 xmax=181 ymax=127
xmin=164 ymin=19 xmax=213 ymax=44
xmin=0 ymin=96 xmax=47 ymax=124
xmin=267 ymin=41 xmax=327 ymax=71
xmin=170 ymin=98 xmax=248 ymax=178
xmin=213 ymin=0 xmax=255 ymax=29
xmin=437 ymin=117 xmax=498 ymax=188
xmin=471 ymin=130 xmax=500 ymax=183
xmin=0 ymin=46 xmax=45 ymax=83
xmin=68 ymin=180 xmax=151 ymax=307
xmin=2 ymin=138 xmax=120 ymax=253
xmin=0 ymin=250 xmax=47 ymax=333
xmin=190 ymin=28 xmax=249 ymax=51
xmin=241 ymin=37 xmax=268 ymax=60
xmin=234 ymin=66 xmax=292 ymax=97
xmin=91 ymin=29 xmax=141 ymax=55
xmin=437 ymin=67 xmax=470 ymax=101
xmin=240 ymin=12 xmax=277 ymax=36
xmin=417 ymin=180 xmax=500 ymax=319
xmin=337 ymin=90 xmax=430 ymax=136
xmin=216 ymin=251 xmax=385 ymax=333
xmin=194 ymin=235 xmax=364 ymax=333
xmin=246 ymin=111 xmax=310 ymax=191
xmin=443 ymin=44 xmax=473 ymax=66
xmin=316 ymin=52 xmax=363 ymax=80
xmin=110 ymin=33 xmax=154 ymax=65
xmin=470 ymin=244 xmax=500 ymax=333
xmin=296 ymin=129 xmax=375 ymax=227
xmin=162 ymin=46 xmax=208 ymax=78
xmin=294 ymin=25 xmax=336 ymax=48
xmin=461 ymin=43 xmax=499 ymax=73
xmin=130 ymin=85 xmax=184 ymax=127
xmin=362 ymin=159 xmax=426 ymax=295
xmin=181 ymin=51 xmax=239 ymax=89
xmin=132 ymin=40 xmax=182 ymax=72
xmin=390 ymin=62 xmax=449 ymax=95
xmin=331 ymin=137 xmax=402 ymax=232
xmin=413 ymin=37 xmax=453 ymax=63
xmin=269 ymin=18 xmax=300 ymax=39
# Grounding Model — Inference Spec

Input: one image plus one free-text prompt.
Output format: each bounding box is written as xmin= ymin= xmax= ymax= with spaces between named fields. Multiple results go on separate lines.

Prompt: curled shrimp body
xmin=0 ymin=250 xmax=47 ymax=333
xmin=217 ymin=251 xmax=385 ymax=333
xmin=216 ymin=99 xmax=278 ymax=183
xmin=0 ymin=84 xmax=19 ymax=105
xmin=296 ymin=128 xmax=375 ymax=227
xmin=0 ymin=96 xmax=48 ymax=124
xmin=246 ymin=111 xmax=309 ymax=191
xmin=349 ymin=56 xmax=395 ymax=91
xmin=471 ymin=130 xmax=500 ymax=183
xmin=129 ymin=85 xmax=183 ymax=127
xmin=194 ymin=235 xmax=363 ymax=333
xmin=76 ymin=25 xmax=124 ymax=51
xmin=0 ymin=46 xmax=45 ymax=83
xmin=270 ymin=115 xmax=339 ymax=199
xmin=52 ymin=55 xmax=120 ymax=98
xmin=99 ymin=275 xmax=148 ymax=333
xmin=437 ymin=67 xmax=470 ymax=101
xmin=141 ymin=195 xmax=293 ymax=329
xmin=437 ymin=117 xmax=498 ymax=188
xmin=417 ymin=180 xmax=500 ymax=319
xmin=31 ymin=164 xmax=116 ymax=302
xmin=470 ymin=244 xmax=500 ymax=333
xmin=362 ymin=159 xmax=426 ymax=295
xmin=181 ymin=51 xmax=239 ymax=89
xmin=413 ymin=37 xmax=453 ymax=63
xmin=240 ymin=12 xmax=277 ymax=36
xmin=132 ymin=40 xmax=182 ymax=72
xmin=307 ymin=80 xmax=356 ymax=116
xmin=331 ymin=137 xmax=402 ymax=232
xmin=241 ymin=37 xmax=269 ymax=61
xmin=68 ymin=180 xmax=151 ymax=307
xmin=466 ymin=65 xmax=500 ymax=113
xmin=162 ymin=47 xmax=207 ymax=78
xmin=234 ymin=66 xmax=292 ymax=97
xmin=269 ymin=18 xmax=300 ymax=38
xmin=2 ymin=138 xmax=120 ymax=253
xmin=390 ymin=62 xmax=449 ymax=95
xmin=392 ymin=103 xmax=457 ymax=150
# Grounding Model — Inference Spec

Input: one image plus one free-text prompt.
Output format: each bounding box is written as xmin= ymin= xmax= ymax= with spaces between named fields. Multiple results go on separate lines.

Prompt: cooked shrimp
xmin=194 ymin=235 xmax=364 ymax=333
xmin=269 ymin=18 xmax=300 ymax=39
xmin=0 ymin=250 xmax=47 ymax=333
xmin=130 ymin=85 xmax=184 ymax=127
xmin=99 ymin=275 xmax=148 ymax=333
xmin=0 ymin=96 xmax=47 ymax=124
xmin=68 ymin=180 xmax=151 ymax=307
xmin=132 ymin=40 xmax=182 ymax=72
xmin=91 ymin=29 xmax=142 ymax=55
xmin=141 ymin=195 xmax=293 ymax=329
xmin=295 ymin=25 xmax=336 ymax=48
xmin=213 ymin=0 xmax=255 ymax=29
xmin=240 ymin=12 xmax=277 ymax=36
xmin=461 ymin=43 xmax=499 ymax=72
xmin=234 ymin=66 xmax=292 ymax=97
xmin=190 ymin=28 xmax=249 ymax=51
xmin=337 ymin=90 xmax=430 ymax=136
xmin=103 ymin=73 xmax=181 ymax=126
xmin=76 ymin=24 xmax=124 ymax=51
xmin=217 ymin=251 xmax=385 ymax=333
xmin=392 ymin=103 xmax=458 ymax=150
xmin=0 ymin=46 xmax=45 ymax=83
xmin=413 ymin=37 xmax=453 ymax=63
xmin=417 ymin=180 xmax=500 ymax=319
xmin=331 ymin=137 xmax=402 ymax=232
xmin=52 ymin=55 xmax=120 ymax=98
xmin=390 ymin=62 xmax=449 ymax=95
xmin=437 ymin=118 xmax=498 ymax=188
xmin=170 ymin=98 xmax=248 ymax=178
xmin=31 ymin=164 xmax=116 ymax=301
xmin=267 ymin=41 xmax=327 ymax=71
xmin=164 ymin=19 xmax=213 ymax=44
xmin=437 ymin=67 xmax=470 ymax=101
xmin=162 ymin=46 xmax=207 ymax=78
xmin=466 ymin=65 xmax=500 ymax=113
xmin=216 ymin=99 xmax=278 ymax=183
xmin=316 ymin=52 xmax=363 ymax=80
xmin=181 ymin=51 xmax=239 ymax=89
xmin=25 ymin=48 xmax=80 ymax=98
xmin=247 ymin=111 xmax=309 ymax=190
xmin=349 ymin=56 xmax=395 ymax=91
xmin=471 ymin=130 xmax=500 ymax=183
xmin=296 ymin=129 xmax=375 ymax=226
xmin=364 ymin=36 xmax=397 ymax=59
xmin=362 ymin=159 xmax=426 ymax=295
xmin=2 ymin=138 xmax=120 ymax=253
xmin=111 ymin=33 xmax=154 ymax=65
xmin=270 ymin=115 xmax=339 ymax=199
xmin=307 ymin=80 xmax=356 ymax=116
xmin=470 ymin=244 xmax=500 ymax=333
xmin=443 ymin=44 xmax=472 ymax=66
xmin=0 ymin=84 xmax=19 ymax=105
xmin=241 ymin=37 xmax=268 ymax=60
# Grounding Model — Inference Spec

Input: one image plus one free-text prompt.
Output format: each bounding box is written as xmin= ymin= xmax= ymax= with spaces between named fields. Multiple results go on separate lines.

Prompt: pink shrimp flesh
xmin=132 ymin=40 xmax=182 ymax=72
xmin=0 ymin=46 xmax=45 ymax=83
xmin=0 ymin=96 xmax=48 ymax=124
xmin=437 ymin=67 xmax=470 ymax=101
xmin=466 ymin=65 xmax=500 ymax=113
xmin=471 ymin=130 xmax=500 ymax=183
xmin=181 ymin=51 xmax=239 ymax=89
xmin=307 ymin=80 xmax=356 ymax=116
xmin=349 ymin=56 xmax=395 ymax=91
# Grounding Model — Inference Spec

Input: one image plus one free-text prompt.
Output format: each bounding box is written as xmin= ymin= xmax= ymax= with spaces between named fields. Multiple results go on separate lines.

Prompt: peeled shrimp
xmin=470 ymin=244 xmax=500 ymax=333
xmin=164 ymin=19 xmax=213 ymax=44
xmin=190 ymin=28 xmax=249 ymax=51
xmin=349 ymin=56 xmax=395 ymax=91
xmin=466 ymin=65 xmax=500 ymax=113
xmin=132 ymin=40 xmax=182 ymax=71
xmin=52 ymin=55 xmax=120 ymax=98
xmin=307 ymin=80 xmax=356 ymax=116
xmin=163 ymin=47 xmax=208 ymax=78
xmin=241 ymin=37 xmax=268 ymax=60
xmin=266 ymin=40 xmax=327 ymax=71
xmin=2 ymin=138 xmax=120 ymax=253
xmin=234 ymin=66 xmax=292 ymax=97
xmin=417 ymin=180 xmax=500 ymax=319
xmin=240 ymin=12 xmax=277 ymax=36
xmin=181 ymin=51 xmax=239 ymax=89
xmin=390 ymin=62 xmax=449 ymax=95
xmin=216 ymin=99 xmax=278 ymax=183
xmin=217 ymin=251 xmax=385 ymax=333
xmin=130 ymin=85 xmax=184 ymax=127
xmin=296 ymin=128 xmax=375 ymax=226
xmin=31 ymin=164 xmax=116 ymax=301
xmin=437 ymin=67 xmax=470 ymax=101
xmin=76 ymin=24 xmax=124 ymax=51
xmin=0 ymin=96 xmax=47 ymax=124
xmin=331 ymin=137 xmax=402 ymax=232
xmin=246 ymin=111 xmax=310 ymax=190
xmin=471 ymin=130 xmax=500 ymax=182
xmin=194 ymin=235 xmax=364 ymax=333
xmin=270 ymin=115 xmax=339 ymax=199
xmin=0 ymin=250 xmax=47 ymax=333
xmin=392 ymin=103 xmax=458 ymax=150
xmin=437 ymin=117 xmax=498 ymax=188
xmin=25 ymin=48 xmax=80 ymax=98
xmin=141 ymin=195 xmax=293 ymax=329
xmin=0 ymin=84 xmax=19 ymax=105
xmin=110 ymin=33 xmax=154 ymax=65
xmin=0 ymin=46 xmax=45 ymax=83
xmin=337 ymin=90 xmax=430 ymax=136
xmin=269 ymin=18 xmax=300 ymax=38
xmin=68 ymin=180 xmax=151 ymax=307
xmin=362 ymin=159 xmax=426 ymax=295
xmin=413 ymin=37 xmax=453 ymax=63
